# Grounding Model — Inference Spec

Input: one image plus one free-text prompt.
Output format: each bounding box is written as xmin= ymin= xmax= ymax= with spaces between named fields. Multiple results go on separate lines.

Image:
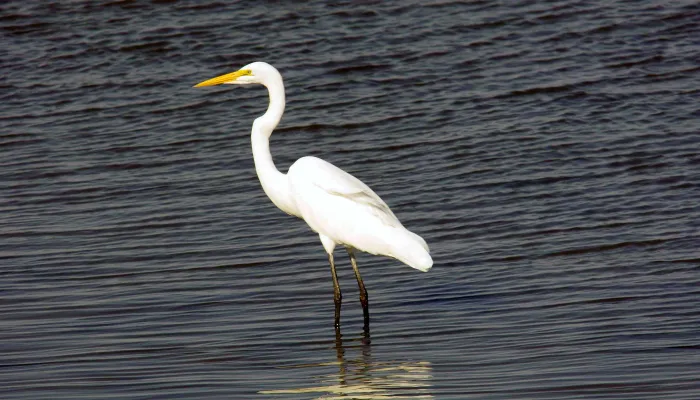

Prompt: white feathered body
xmin=288 ymin=156 xmax=432 ymax=272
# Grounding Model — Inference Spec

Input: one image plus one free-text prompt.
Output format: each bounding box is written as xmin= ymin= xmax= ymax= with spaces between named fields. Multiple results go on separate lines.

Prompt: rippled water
xmin=2 ymin=1 xmax=700 ymax=399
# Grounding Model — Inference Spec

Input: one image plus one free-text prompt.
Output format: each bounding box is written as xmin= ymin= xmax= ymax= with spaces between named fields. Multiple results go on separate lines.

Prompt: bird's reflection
xmin=260 ymin=328 xmax=433 ymax=399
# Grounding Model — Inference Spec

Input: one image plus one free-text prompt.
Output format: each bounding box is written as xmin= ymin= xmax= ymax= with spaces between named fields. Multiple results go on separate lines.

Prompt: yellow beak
xmin=193 ymin=69 xmax=252 ymax=88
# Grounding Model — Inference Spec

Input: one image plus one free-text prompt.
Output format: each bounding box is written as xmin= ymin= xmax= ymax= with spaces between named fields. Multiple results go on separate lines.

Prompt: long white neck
xmin=251 ymin=74 xmax=300 ymax=217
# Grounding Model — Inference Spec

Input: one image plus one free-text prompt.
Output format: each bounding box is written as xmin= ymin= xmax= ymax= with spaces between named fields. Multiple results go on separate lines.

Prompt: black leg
xmin=346 ymin=247 xmax=370 ymax=330
xmin=329 ymin=252 xmax=342 ymax=328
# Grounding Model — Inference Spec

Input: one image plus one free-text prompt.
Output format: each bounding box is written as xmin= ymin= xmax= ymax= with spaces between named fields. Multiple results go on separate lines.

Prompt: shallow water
xmin=2 ymin=1 xmax=700 ymax=399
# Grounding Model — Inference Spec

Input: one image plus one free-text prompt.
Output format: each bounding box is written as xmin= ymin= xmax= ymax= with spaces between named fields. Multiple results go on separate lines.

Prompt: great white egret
xmin=194 ymin=62 xmax=432 ymax=329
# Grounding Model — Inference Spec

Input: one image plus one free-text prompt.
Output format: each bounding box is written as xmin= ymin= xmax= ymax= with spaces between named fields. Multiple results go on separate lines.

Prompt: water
xmin=2 ymin=1 xmax=699 ymax=398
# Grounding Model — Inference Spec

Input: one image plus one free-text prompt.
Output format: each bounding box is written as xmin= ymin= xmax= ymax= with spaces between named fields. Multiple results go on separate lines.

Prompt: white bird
xmin=194 ymin=62 xmax=432 ymax=329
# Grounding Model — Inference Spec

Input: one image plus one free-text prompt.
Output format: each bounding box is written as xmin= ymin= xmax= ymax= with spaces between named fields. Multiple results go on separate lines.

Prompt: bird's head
xmin=193 ymin=61 xmax=280 ymax=88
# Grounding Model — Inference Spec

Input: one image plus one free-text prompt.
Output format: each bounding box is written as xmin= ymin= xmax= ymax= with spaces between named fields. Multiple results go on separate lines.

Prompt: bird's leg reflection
xmin=259 ymin=329 xmax=434 ymax=398
xmin=334 ymin=327 xmax=371 ymax=387
xmin=346 ymin=247 xmax=370 ymax=330
xmin=328 ymin=253 xmax=342 ymax=328
xmin=334 ymin=328 xmax=347 ymax=386
xmin=361 ymin=326 xmax=371 ymax=346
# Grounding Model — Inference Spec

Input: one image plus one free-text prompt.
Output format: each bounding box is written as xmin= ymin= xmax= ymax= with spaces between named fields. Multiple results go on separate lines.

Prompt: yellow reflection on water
xmin=259 ymin=331 xmax=433 ymax=399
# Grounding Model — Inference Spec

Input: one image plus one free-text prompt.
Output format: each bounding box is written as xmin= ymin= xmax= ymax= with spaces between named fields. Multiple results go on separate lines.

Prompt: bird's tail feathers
xmin=388 ymin=228 xmax=433 ymax=272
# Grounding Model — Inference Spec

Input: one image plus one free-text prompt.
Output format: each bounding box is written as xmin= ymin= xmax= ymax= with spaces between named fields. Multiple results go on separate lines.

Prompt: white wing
xmin=289 ymin=156 xmax=402 ymax=228
xmin=287 ymin=156 xmax=431 ymax=271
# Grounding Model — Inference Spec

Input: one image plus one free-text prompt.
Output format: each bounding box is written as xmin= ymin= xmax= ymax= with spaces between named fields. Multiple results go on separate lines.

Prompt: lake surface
xmin=2 ymin=1 xmax=699 ymax=398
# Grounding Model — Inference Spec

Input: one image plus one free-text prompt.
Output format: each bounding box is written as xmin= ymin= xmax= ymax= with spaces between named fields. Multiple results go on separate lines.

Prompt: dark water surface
xmin=2 ymin=1 xmax=700 ymax=398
